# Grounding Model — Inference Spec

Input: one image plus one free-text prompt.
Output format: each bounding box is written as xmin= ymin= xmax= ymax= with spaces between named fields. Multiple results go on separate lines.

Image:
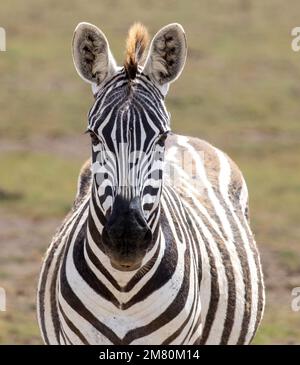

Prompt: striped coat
xmin=37 ymin=133 xmax=264 ymax=345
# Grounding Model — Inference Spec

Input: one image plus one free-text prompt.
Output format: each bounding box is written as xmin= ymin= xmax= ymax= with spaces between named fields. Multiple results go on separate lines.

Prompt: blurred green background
xmin=0 ymin=0 xmax=300 ymax=344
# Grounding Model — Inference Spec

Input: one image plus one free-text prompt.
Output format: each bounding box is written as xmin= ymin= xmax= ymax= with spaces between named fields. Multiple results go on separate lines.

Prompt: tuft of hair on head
xmin=124 ymin=23 xmax=149 ymax=80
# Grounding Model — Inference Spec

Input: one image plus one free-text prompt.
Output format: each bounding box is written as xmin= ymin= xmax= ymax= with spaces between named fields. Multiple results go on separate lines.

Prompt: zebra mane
xmin=124 ymin=23 xmax=149 ymax=80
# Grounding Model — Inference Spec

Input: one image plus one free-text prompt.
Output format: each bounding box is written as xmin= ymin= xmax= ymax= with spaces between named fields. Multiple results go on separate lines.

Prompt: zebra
xmin=37 ymin=22 xmax=265 ymax=345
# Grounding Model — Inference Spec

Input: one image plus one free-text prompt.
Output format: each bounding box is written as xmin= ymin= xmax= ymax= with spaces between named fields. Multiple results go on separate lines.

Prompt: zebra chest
xmin=56 ymin=223 xmax=200 ymax=344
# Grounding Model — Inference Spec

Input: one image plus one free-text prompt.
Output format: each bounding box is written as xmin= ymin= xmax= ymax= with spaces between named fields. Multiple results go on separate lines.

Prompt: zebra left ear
xmin=72 ymin=22 xmax=117 ymax=95
xmin=143 ymin=23 xmax=187 ymax=94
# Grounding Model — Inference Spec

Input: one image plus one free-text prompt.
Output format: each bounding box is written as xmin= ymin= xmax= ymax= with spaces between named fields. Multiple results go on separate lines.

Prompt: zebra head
xmin=72 ymin=23 xmax=187 ymax=271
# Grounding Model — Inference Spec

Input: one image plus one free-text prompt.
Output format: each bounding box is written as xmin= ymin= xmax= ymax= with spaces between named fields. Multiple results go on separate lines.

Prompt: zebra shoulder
xmin=185 ymin=136 xmax=250 ymax=220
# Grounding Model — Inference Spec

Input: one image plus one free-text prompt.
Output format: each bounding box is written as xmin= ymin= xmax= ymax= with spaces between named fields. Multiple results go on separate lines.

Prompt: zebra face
xmin=72 ymin=22 xmax=187 ymax=270
xmin=88 ymin=70 xmax=170 ymax=216
xmin=88 ymin=71 xmax=170 ymax=269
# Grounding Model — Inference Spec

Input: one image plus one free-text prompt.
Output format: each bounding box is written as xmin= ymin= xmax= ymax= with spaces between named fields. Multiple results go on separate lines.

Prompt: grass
xmin=0 ymin=151 xmax=79 ymax=218
xmin=0 ymin=312 xmax=41 ymax=345
xmin=0 ymin=0 xmax=300 ymax=344
xmin=253 ymin=305 xmax=300 ymax=345
xmin=278 ymin=250 xmax=300 ymax=274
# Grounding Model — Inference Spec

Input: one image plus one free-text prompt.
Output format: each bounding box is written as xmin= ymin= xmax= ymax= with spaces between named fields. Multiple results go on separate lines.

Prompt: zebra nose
xmin=102 ymin=196 xmax=152 ymax=264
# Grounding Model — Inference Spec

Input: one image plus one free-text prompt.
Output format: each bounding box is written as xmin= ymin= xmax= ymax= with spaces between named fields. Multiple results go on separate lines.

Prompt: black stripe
xmin=84 ymin=236 xmax=120 ymax=290
xmin=123 ymin=242 xmax=160 ymax=292
xmin=58 ymin=301 xmax=89 ymax=345
xmin=198 ymin=223 xmax=220 ymax=344
xmin=242 ymin=214 xmax=265 ymax=343
xmin=72 ymin=225 xmax=120 ymax=307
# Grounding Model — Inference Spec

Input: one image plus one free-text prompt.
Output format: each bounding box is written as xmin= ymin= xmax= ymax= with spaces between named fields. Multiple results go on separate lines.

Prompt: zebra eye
xmin=89 ymin=131 xmax=100 ymax=146
xmin=158 ymin=132 xmax=169 ymax=144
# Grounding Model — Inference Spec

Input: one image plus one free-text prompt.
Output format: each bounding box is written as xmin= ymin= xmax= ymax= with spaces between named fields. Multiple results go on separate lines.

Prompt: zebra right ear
xmin=72 ymin=22 xmax=117 ymax=93
xmin=143 ymin=23 xmax=187 ymax=94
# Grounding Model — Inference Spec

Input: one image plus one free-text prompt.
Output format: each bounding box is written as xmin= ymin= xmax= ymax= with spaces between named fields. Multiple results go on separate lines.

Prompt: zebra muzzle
xmin=102 ymin=195 xmax=152 ymax=271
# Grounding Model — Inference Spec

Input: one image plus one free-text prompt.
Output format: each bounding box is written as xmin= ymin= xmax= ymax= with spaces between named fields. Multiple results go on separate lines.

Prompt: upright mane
xmin=124 ymin=23 xmax=149 ymax=80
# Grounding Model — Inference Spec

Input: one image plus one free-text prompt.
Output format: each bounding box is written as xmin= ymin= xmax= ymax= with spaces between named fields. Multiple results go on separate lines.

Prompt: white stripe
xmin=215 ymin=148 xmax=258 ymax=344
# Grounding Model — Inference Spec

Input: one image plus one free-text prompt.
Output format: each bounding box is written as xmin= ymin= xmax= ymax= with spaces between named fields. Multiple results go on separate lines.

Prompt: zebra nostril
xmin=128 ymin=196 xmax=148 ymax=227
xmin=132 ymin=211 xmax=147 ymax=228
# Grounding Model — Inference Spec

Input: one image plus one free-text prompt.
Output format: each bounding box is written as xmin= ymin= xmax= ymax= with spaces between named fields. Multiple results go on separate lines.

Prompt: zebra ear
xmin=143 ymin=23 xmax=187 ymax=94
xmin=72 ymin=22 xmax=117 ymax=91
